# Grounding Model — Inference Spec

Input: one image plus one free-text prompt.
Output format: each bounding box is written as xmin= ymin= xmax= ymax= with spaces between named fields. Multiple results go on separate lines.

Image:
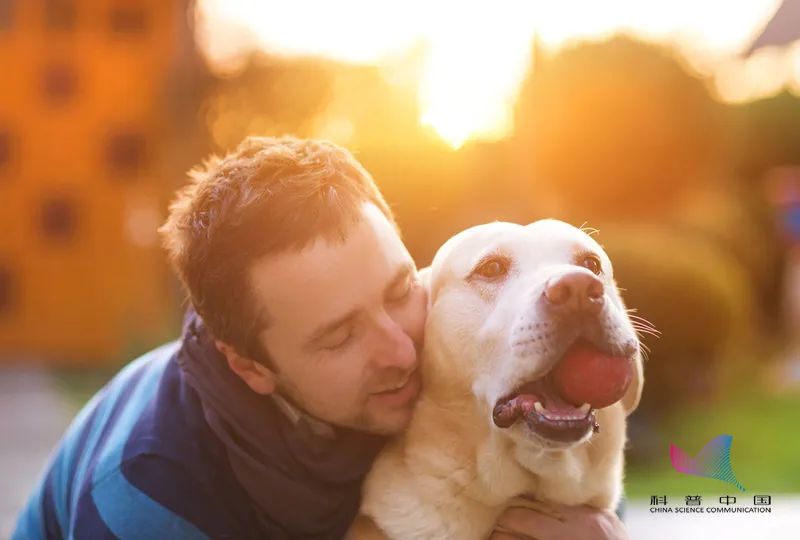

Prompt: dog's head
xmin=424 ymin=219 xmax=643 ymax=450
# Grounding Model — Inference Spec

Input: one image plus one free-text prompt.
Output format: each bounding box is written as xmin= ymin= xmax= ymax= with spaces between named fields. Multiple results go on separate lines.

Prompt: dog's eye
xmin=472 ymin=257 xmax=509 ymax=279
xmin=580 ymin=254 xmax=603 ymax=275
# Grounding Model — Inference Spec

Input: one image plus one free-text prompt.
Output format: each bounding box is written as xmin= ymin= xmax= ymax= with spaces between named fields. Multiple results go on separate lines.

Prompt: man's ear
xmin=418 ymin=266 xmax=432 ymax=310
xmin=215 ymin=340 xmax=277 ymax=395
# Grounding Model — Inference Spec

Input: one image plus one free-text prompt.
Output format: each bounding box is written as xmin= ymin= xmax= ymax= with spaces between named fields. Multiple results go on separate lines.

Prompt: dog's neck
xmin=409 ymin=347 xmax=520 ymax=503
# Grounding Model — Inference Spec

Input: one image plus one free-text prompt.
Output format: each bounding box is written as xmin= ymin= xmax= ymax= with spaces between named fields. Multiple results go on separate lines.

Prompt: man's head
xmin=159 ymin=137 xmax=426 ymax=435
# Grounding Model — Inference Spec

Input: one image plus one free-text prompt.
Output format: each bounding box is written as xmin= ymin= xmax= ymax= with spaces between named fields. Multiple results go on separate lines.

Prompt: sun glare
xmin=195 ymin=0 xmax=791 ymax=149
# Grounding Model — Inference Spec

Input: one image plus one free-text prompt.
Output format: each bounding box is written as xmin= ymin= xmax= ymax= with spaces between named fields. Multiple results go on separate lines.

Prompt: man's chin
xmin=372 ymin=403 xmax=418 ymax=435
xmin=362 ymin=371 xmax=421 ymax=434
xmin=307 ymin=398 xmax=416 ymax=436
xmin=281 ymin=370 xmax=421 ymax=436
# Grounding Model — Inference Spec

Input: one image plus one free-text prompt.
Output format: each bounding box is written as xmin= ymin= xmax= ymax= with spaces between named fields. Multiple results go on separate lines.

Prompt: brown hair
xmin=159 ymin=136 xmax=395 ymax=363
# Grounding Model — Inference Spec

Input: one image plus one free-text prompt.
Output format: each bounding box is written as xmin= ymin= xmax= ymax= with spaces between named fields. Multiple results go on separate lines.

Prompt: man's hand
xmin=491 ymin=501 xmax=629 ymax=540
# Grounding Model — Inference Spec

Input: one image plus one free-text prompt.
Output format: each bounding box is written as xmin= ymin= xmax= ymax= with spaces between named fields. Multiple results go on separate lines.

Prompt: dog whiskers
xmin=628 ymin=314 xmax=659 ymax=331
xmin=638 ymin=342 xmax=651 ymax=363
xmin=628 ymin=314 xmax=661 ymax=347
xmin=630 ymin=323 xmax=659 ymax=333
xmin=632 ymin=326 xmax=661 ymax=339
xmin=630 ymin=322 xmax=659 ymax=334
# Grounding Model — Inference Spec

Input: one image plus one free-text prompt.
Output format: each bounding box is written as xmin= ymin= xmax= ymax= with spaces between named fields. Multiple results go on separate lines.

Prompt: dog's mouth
xmin=492 ymin=339 xmax=633 ymax=444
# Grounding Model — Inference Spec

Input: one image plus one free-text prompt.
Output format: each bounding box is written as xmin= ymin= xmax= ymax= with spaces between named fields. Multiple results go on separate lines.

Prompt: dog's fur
xmin=350 ymin=220 xmax=644 ymax=540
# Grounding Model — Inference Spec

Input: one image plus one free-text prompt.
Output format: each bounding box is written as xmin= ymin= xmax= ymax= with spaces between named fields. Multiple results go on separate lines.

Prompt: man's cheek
xmin=315 ymin=372 xmax=359 ymax=406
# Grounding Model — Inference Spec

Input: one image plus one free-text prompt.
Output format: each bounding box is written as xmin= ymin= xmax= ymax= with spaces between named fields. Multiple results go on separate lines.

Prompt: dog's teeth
xmin=579 ymin=403 xmax=591 ymax=414
xmin=533 ymin=402 xmax=545 ymax=414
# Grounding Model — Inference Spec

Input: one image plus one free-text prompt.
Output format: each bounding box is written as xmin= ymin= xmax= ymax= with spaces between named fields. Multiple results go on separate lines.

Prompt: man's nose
xmin=373 ymin=314 xmax=418 ymax=370
xmin=542 ymin=270 xmax=604 ymax=315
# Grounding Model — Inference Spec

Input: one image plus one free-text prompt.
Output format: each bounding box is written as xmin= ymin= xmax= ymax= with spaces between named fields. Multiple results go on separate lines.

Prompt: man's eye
xmin=321 ymin=327 xmax=354 ymax=351
xmin=389 ymin=279 xmax=414 ymax=303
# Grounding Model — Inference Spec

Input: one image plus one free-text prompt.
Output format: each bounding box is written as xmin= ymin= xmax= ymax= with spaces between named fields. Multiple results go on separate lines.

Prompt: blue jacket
xmin=13 ymin=341 xmax=267 ymax=539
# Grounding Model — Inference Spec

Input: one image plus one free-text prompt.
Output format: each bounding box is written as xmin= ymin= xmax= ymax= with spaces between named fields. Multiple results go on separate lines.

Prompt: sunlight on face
xmin=195 ymin=0 xmax=787 ymax=148
xmin=248 ymin=202 xmax=427 ymax=435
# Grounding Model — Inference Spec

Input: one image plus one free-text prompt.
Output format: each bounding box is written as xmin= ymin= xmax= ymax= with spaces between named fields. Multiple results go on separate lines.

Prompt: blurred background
xmin=1 ymin=0 xmax=800 ymax=538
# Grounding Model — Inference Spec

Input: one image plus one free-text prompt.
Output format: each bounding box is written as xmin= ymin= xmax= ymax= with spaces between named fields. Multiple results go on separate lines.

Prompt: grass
xmin=624 ymin=387 xmax=800 ymax=499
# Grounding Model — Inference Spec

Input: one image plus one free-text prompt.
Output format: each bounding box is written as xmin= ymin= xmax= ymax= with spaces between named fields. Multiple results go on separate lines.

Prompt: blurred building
xmin=0 ymin=0 xmax=207 ymax=365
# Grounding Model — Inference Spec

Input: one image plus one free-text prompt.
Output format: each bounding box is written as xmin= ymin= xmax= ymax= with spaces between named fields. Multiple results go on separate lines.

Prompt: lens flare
xmin=195 ymin=0 xmax=789 ymax=148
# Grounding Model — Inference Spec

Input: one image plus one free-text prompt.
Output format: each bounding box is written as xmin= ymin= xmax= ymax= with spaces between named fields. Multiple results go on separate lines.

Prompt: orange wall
xmin=0 ymin=1 xmax=188 ymax=364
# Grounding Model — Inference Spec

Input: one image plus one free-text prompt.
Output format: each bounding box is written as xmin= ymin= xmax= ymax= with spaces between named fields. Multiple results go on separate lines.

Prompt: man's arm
xmin=491 ymin=503 xmax=629 ymax=540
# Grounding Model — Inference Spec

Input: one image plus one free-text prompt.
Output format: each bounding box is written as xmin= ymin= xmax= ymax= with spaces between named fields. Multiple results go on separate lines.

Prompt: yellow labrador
xmin=350 ymin=220 xmax=644 ymax=540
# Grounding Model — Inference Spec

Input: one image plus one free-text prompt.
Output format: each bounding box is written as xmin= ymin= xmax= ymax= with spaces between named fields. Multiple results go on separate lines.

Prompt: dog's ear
xmin=621 ymin=350 xmax=644 ymax=416
xmin=417 ymin=266 xmax=433 ymax=310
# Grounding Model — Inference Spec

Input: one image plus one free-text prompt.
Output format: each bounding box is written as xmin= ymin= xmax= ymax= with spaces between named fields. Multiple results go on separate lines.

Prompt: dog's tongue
xmin=550 ymin=340 xmax=633 ymax=410
xmin=492 ymin=382 xmax=583 ymax=428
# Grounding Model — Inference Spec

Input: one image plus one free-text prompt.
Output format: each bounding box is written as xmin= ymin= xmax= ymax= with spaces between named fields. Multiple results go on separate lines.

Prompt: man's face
xmin=248 ymin=202 xmax=427 ymax=435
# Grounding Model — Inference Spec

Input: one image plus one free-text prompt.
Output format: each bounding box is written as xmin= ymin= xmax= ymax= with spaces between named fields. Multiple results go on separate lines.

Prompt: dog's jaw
xmin=508 ymin=401 xmax=629 ymax=509
xmin=485 ymin=285 xmax=638 ymax=446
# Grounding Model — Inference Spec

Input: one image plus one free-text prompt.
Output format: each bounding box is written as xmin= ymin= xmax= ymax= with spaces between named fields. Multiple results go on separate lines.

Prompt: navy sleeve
xmin=71 ymin=455 xmax=248 ymax=540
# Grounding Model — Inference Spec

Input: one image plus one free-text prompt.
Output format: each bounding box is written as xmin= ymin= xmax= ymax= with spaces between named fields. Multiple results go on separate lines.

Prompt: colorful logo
xmin=669 ymin=434 xmax=746 ymax=492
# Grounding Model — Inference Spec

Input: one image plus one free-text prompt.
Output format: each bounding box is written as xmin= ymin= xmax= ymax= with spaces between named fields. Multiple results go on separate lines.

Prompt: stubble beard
xmin=275 ymin=376 xmax=414 ymax=436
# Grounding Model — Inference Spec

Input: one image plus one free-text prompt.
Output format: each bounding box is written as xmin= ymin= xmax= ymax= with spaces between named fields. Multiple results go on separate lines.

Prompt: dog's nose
xmin=543 ymin=271 xmax=604 ymax=314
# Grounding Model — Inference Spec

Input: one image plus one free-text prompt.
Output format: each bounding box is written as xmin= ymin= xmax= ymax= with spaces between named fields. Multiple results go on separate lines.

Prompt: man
xmin=14 ymin=137 xmax=627 ymax=539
